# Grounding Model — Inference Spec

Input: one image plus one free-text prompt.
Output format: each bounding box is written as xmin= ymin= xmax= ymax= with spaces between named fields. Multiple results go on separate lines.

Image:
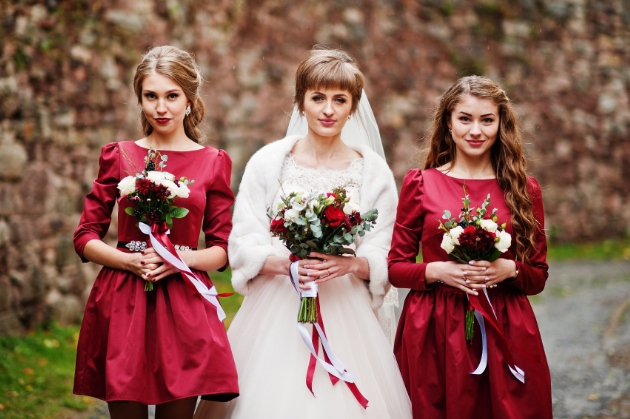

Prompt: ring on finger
xmin=327 ymin=269 xmax=331 ymax=276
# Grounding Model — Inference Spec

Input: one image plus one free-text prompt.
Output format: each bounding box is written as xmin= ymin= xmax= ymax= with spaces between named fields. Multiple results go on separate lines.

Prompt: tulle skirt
xmin=194 ymin=271 xmax=412 ymax=419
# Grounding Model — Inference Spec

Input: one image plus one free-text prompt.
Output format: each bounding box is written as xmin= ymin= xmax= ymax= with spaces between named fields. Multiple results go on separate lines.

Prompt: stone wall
xmin=0 ymin=0 xmax=628 ymax=334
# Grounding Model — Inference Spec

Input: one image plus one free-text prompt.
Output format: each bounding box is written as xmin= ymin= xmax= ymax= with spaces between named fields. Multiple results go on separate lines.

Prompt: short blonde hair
xmin=294 ymin=46 xmax=364 ymax=114
xmin=133 ymin=46 xmax=205 ymax=143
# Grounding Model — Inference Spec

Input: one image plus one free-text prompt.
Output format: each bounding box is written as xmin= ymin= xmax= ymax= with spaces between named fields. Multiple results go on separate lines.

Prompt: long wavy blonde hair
xmin=423 ymin=76 xmax=537 ymax=262
xmin=133 ymin=46 xmax=205 ymax=143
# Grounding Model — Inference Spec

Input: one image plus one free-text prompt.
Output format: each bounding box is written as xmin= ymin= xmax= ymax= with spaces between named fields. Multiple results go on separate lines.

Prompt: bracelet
xmin=514 ymin=266 xmax=519 ymax=278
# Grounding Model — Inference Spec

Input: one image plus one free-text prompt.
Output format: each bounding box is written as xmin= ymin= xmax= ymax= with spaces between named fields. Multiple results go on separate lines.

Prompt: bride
xmin=194 ymin=46 xmax=411 ymax=419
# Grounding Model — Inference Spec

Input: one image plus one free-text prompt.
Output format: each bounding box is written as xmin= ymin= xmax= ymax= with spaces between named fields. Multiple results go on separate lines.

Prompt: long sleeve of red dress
xmin=202 ymin=150 xmax=234 ymax=269
xmin=73 ymin=143 xmax=120 ymax=262
xmin=510 ymin=177 xmax=549 ymax=295
xmin=388 ymin=170 xmax=430 ymax=291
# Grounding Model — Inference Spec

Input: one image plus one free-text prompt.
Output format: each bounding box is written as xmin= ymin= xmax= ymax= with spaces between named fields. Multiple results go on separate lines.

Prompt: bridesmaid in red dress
xmin=73 ymin=46 xmax=238 ymax=419
xmin=388 ymin=76 xmax=552 ymax=419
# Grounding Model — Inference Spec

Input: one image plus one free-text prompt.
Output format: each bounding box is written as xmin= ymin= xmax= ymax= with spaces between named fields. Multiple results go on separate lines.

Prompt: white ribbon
xmin=469 ymin=288 xmax=525 ymax=383
xmin=289 ymin=261 xmax=356 ymax=383
xmin=138 ymin=222 xmax=226 ymax=322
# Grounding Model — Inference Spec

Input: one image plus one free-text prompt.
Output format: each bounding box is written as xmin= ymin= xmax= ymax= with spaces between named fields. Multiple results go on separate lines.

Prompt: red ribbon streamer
xmin=305 ymin=297 xmax=369 ymax=409
xmin=290 ymin=254 xmax=368 ymax=409
xmin=468 ymin=292 xmax=541 ymax=369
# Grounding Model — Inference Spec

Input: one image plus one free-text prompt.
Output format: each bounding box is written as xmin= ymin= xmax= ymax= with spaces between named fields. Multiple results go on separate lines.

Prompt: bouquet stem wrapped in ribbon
xmin=269 ymin=186 xmax=378 ymax=408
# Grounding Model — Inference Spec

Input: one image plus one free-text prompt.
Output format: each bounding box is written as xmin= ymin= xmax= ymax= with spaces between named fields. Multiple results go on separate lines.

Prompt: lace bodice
xmin=277 ymin=154 xmax=364 ymax=204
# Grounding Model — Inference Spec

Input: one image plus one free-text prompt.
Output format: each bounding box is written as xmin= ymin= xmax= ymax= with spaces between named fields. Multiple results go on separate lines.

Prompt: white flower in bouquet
xmin=118 ymin=176 xmax=137 ymax=195
xmin=448 ymin=225 xmax=464 ymax=245
xmin=176 ymin=183 xmax=190 ymax=199
xmin=160 ymin=179 xmax=179 ymax=198
xmin=479 ymin=219 xmax=498 ymax=233
xmin=343 ymin=201 xmax=360 ymax=215
xmin=440 ymin=233 xmax=455 ymax=254
xmin=147 ymin=170 xmax=175 ymax=183
xmin=495 ymin=230 xmax=512 ymax=253
xmin=285 ymin=208 xmax=300 ymax=221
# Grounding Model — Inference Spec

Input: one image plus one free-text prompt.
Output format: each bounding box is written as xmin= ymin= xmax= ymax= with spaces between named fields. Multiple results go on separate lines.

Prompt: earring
xmin=301 ymin=111 xmax=305 ymax=116
xmin=185 ymin=106 xmax=191 ymax=116
xmin=348 ymin=115 xmax=351 ymax=120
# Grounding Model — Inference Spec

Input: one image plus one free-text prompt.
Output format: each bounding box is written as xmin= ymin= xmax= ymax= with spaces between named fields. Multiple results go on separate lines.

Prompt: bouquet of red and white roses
xmin=118 ymin=148 xmax=194 ymax=291
xmin=438 ymin=186 xmax=511 ymax=340
xmin=268 ymin=186 xmax=378 ymax=323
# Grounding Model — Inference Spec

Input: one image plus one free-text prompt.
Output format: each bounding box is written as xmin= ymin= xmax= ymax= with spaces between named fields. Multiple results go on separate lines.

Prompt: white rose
xmin=343 ymin=201 xmax=360 ymax=215
xmin=146 ymin=171 xmax=175 ymax=183
xmin=159 ymin=179 xmax=179 ymax=199
xmin=285 ymin=208 xmax=300 ymax=221
xmin=479 ymin=219 xmax=498 ymax=233
xmin=117 ymin=176 xmax=136 ymax=196
xmin=440 ymin=233 xmax=455 ymax=254
xmin=176 ymin=183 xmax=190 ymax=199
xmin=495 ymin=230 xmax=512 ymax=253
xmin=448 ymin=226 xmax=464 ymax=245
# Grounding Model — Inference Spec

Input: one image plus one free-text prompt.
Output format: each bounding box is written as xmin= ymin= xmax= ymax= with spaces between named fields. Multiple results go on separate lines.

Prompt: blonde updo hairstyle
xmin=133 ymin=46 xmax=205 ymax=143
xmin=424 ymin=75 xmax=537 ymax=263
xmin=294 ymin=46 xmax=364 ymax=115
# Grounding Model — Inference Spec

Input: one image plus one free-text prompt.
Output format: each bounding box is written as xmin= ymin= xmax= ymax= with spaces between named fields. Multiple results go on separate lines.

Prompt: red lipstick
xmin=319 ymin=119 xmax=336 ymax=127
xmin=155 ymin=118 xmax=170 ymax=125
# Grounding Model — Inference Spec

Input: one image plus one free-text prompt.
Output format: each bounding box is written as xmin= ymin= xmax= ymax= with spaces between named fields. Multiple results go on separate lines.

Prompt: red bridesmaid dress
xmin=73 ymin=141 xmax=239 ymax=404
xmin=388 ymin=168 xmax=552 ymax=419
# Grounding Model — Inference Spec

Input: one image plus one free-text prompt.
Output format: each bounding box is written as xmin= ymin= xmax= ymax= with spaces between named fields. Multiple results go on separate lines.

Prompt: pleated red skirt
xmin=74 ymin=264 xmax=239 ymax=405
xmin=394 ymin=284 xmax=552 ymax=419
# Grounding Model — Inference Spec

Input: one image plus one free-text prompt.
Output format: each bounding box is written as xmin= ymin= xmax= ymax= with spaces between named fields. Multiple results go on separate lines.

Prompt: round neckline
xmin=431 ymin=167 xmax=497 ymax=181
xmin=287 ymin=154 xmax=363 ymax=173
xmin=131 ymin=140 xmax=206 ymax=153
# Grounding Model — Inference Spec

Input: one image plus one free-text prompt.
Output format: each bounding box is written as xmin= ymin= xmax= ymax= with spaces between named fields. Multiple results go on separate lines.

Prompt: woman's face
xmin=447 ymin=94 xmax=500 ymax=160
xmin=141 ymin=73 xmax=190 ymax=137
xmin=302 ymin=88 xmax=353 ymax=138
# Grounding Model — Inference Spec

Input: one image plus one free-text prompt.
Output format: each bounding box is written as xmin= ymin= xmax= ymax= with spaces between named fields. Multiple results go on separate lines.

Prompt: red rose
xmin=136 ymin=178 xmax=152 ymax=195
xmin=327 ymin=193 xmax=337 ymax=199
xmin=324 ymin=206 xmax=345 ymax=227
xmin=270 ymin=218 xmax=287 ymax=234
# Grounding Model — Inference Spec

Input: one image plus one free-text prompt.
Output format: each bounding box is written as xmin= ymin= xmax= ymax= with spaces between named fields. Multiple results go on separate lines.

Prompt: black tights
xmin=108 ymin=397 xmax=197 ymax=419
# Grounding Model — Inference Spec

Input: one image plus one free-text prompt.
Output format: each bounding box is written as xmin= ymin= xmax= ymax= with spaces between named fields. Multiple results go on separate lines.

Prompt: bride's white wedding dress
xmin=194 ymin=138 xmax=411 ymax=419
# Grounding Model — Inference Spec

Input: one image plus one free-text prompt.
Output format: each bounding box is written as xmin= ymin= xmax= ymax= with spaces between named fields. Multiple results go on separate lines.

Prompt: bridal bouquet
xmin=118 ymin=148 xmax=194 ymax=290
xmin=438 ymin=186 xmax=511 ymax=340
xmin=268 ymin=187 xmax=378 ymax=322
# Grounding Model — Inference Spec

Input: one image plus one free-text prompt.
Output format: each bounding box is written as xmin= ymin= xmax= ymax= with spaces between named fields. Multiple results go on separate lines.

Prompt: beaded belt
xmin=117 ymin=241 xmax=196 ymax=252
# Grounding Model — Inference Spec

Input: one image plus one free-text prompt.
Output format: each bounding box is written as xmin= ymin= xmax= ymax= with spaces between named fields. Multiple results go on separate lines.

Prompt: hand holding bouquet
xmin=118 ymin=148 xmax=194 ymax=290
xmin=438 ymin=186 xmax=511 ymax=340
xmin=269 ymin=187 xmax=378 ymax=322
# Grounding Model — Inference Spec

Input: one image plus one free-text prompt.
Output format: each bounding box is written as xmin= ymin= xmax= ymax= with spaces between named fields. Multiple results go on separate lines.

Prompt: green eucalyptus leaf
xmin=171 ymin=207 xmax=189 ymax=218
